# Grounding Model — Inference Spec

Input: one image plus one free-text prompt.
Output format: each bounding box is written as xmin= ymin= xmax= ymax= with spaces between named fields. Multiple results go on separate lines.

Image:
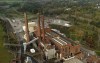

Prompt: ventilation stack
xmin=24 ymin=13 xmax=30 ymax=42
xmin=41 ymin=15 xmax=45 ymax=42
xmin=37 ymin=14 xmax=41 ymax=47
xmin=38 ymin=14 xmax=41 ymax=37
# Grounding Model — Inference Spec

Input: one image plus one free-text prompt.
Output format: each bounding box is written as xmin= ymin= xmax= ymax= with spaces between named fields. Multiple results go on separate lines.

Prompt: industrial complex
xmin=1 ymin=13 xmax=100 ymax=63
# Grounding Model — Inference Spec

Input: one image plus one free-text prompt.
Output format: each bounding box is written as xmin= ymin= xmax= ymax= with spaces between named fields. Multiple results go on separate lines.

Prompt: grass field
xmin=0 ymin=24 xmax=13 ymax=63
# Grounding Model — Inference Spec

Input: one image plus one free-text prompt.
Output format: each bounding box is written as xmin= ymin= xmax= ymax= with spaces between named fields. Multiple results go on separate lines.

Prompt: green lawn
xmin=0 ymin=24 xmax=13 ymax=63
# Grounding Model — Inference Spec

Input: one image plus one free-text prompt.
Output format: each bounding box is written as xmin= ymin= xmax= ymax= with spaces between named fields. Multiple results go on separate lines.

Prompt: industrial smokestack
xmin=38 ymin=13 xmax=41 ymax=37
xmin=41 ymin=15 xmax=45 ymax=41
xmin=24 ymin=13 xmax=30 ymax=42
xmin=37 ymin=13 xmax=41 ymax=47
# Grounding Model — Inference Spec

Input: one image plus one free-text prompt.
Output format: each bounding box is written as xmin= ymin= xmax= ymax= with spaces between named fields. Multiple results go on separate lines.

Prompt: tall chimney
xmin=41 ymin=15 xmax=45 ymax=41
xmin=38 ymin=13 xmax=41 ymax=47
xmin=24 ymin=13 xmax=30 ymax=42
xmin=38 ymin=13 xmax=41 ymax=37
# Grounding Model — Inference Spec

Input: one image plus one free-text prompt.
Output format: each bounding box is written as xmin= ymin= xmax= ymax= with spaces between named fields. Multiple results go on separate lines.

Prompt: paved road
xmin=30 ymin=18 xmax=72 ymax=27
xmin=46 ymin=19 xmax=72 ymax=27
xmin=7 ymin=18 xmax=23 ymax=33
xmin=5 ymin=18 xmax=24 ymax=41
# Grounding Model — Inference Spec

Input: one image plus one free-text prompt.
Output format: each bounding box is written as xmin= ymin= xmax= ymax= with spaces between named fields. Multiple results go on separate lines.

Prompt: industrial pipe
xmin=23 ymin=37 xmax=39 ymax=53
